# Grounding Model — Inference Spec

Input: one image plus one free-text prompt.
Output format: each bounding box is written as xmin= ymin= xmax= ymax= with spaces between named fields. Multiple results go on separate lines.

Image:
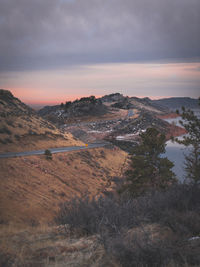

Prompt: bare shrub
xmin=56 ymin=184 xmax=200 ymax=266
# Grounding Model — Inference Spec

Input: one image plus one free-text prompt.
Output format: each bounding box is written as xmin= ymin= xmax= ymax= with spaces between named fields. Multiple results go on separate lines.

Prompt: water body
xmin=165 ymin=139 xmax=188 ymax=181
xmin=163 ymin=116 xmax=188 ymax=181
xmin=164 ymin=111 xmax=200 ymax=181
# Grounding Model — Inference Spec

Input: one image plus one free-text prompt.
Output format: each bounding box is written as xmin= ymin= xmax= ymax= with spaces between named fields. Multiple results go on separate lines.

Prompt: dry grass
xmin=0 ymin=91 xmax=83 ymax=152
xmin=0 ymin=223 xmax=104 ymax=267
xmin=0 ymin=147 xmax=127 ymax=226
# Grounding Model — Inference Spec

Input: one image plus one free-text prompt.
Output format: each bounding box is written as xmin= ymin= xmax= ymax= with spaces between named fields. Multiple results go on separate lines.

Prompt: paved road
xmin=0 ymin=143 xmax=108 ymax=159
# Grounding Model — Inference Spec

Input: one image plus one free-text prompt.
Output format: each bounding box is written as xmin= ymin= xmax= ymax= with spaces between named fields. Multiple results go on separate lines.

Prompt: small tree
xmin=124 ymin=128 xmax=176 ymax=196
xmin=175 ymin=100 xmax=200 ymax=183
xmin=44 ymin=149 xmax=52 ymax=160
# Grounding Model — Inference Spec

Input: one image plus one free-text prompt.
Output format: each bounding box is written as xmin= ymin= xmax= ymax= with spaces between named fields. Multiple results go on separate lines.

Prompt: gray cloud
xmin=0 ymin=0 xmax=200 ymax=71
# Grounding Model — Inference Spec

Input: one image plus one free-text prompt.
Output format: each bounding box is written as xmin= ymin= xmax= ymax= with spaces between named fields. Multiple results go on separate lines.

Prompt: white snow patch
xmin=116 ymin=136 xmax=125 ymax=140
xmin=188 ymin=236 xmax=200 ymax=241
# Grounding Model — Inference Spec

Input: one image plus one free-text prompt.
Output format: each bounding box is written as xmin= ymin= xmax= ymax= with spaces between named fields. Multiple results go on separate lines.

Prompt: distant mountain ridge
xmin=152 ymin=97 xmax=199 ymax=110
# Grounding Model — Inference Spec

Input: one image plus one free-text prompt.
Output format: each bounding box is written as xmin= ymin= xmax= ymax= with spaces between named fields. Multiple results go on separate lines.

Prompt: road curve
xmin=0 ymin=143 xmax=108 ymax=159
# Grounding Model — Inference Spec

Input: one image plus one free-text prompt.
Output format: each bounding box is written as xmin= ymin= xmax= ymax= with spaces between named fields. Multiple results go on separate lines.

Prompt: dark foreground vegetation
xmin=56 ymin=184 xmax=200 ymax=266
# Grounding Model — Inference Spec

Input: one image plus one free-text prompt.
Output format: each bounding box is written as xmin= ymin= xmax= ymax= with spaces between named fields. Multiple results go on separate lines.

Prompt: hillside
xmin=0 ymin=146 xmax=127 ymax=226
xmin=153 ymin=97 xmax=200 ymax=110
xmin=37 ymin=93 xmax=187 ymax=152
xmin=108 ymin=95 xmax=168 ymax=113
xmin=0 ymin=90 xmax=128 ymax=227
xmin=0 ymin=89 xmax=83 ymax=152
xmin=38 ymin=93 xmax=168 ymax=126
xmin=38 ymin=96 xmax=109 ymax=125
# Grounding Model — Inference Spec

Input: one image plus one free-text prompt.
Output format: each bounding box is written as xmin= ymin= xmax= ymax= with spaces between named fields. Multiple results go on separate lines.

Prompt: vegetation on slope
xmin=56 ymin=184 xmax=200 ymax=266
xmin=56 ymin=124 xmax=200 ymax=266
xmin=175 ymin=102 xmax=200 ymax=183
xmin=0 ymin=147 xmax=127 ymax=226
xmin=0 ymin=89 xmax=82 ymax=152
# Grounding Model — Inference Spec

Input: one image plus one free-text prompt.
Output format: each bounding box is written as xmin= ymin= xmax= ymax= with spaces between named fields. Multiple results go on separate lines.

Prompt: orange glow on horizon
xmin=2 ymin=61 xmax=199 ymax=106
xmin=9 ymin=87 xmax=172 ymax=106
xmin=8 ymin=87 xmax=103 ymax=106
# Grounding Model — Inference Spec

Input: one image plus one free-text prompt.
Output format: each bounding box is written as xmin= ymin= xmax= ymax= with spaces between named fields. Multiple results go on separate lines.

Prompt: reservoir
xmin=164 ymin=116 xmax=188 ymax=181
xmin=165 ymin=139 xmax=188 ymax=181
xmin=164 ymin=110 xmax=200 ymax=181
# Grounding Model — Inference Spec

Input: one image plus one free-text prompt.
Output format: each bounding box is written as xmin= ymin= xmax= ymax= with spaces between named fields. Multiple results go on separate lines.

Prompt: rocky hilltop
xmin=38 ymin=96 xmax=108 ymax=125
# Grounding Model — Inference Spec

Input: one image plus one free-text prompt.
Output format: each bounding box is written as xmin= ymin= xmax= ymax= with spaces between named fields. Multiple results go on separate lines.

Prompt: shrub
xmin=44 ymin=149 xmax=52 ymax=160
xmin=56 ymin=184 xmax=200 ymax=266
xmin=0 ymin=126 xmax=11 ymax=135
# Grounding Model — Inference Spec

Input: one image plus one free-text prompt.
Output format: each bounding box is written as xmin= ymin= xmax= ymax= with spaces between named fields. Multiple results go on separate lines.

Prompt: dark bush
xmin=44 ymin=149 xmax=52 ymax=160
xmin=14 ymin=134 xmax=20 ymax=140
xmin=56 ymin=184 xmax=200 ymax=266
xmin=0 ymin=126 xmax=11 ymax=135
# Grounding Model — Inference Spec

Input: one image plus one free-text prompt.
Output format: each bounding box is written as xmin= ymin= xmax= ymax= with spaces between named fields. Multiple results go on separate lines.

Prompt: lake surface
xmin=164 ymin=116 xmax=188 ymax=181
xmin=163 ymin=110 xmax=200 ymax=181
xmin=164 ymin=139 xmax=188 ymax=181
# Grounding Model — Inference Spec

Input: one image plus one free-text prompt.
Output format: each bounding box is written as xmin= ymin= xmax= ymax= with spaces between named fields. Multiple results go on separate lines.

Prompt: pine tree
xmin=175 ymin=100 xmax=200 ymax=183
xmin=124 ymin=128 xmax=176 ymax=196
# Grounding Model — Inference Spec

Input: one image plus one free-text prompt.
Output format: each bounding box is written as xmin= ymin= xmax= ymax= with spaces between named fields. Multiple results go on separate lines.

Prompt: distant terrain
xmin=152 ymin=97 xmax=200 ymax=110
xmin=38 ymin=93 xmax=187 ymax=148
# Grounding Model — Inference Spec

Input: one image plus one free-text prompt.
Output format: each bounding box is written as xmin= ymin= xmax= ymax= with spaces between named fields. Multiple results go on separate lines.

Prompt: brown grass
xmin=0 ymin=91 xmax=84 ymax=152
xmin=0 ymin=147 xmax=127 ymax=226
xmin=0 ymin=223 xmax=103 ymax=266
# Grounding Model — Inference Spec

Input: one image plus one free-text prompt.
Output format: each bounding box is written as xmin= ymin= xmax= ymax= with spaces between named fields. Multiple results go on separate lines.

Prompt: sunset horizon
xmin=0 ymin=0 xmax=199 ymax=104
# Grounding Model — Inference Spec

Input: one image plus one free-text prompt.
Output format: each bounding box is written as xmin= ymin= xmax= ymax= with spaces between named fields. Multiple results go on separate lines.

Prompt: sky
xmin=0 ymin=0 xmax=200 ymax=106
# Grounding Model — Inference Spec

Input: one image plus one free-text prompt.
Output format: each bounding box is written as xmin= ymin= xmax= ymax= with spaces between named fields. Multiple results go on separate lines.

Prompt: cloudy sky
xmin=0 ymin=0 xmax=200 ymax=106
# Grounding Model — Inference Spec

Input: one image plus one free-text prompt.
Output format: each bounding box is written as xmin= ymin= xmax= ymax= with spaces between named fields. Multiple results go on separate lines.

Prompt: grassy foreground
xmin=1 ymin=184 xmax=199 ymax=266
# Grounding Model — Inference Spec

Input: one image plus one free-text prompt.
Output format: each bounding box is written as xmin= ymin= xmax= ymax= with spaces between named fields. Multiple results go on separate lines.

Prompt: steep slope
xmin=0 ymin=147 xmax=127 ymax=226
xmin=0 ymin=89 xmax=83 ymax=152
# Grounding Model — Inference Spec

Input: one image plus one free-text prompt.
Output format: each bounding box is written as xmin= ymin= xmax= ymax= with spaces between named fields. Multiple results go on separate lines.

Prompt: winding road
xmin=0 ymin=143 xmax=108 ymax=159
